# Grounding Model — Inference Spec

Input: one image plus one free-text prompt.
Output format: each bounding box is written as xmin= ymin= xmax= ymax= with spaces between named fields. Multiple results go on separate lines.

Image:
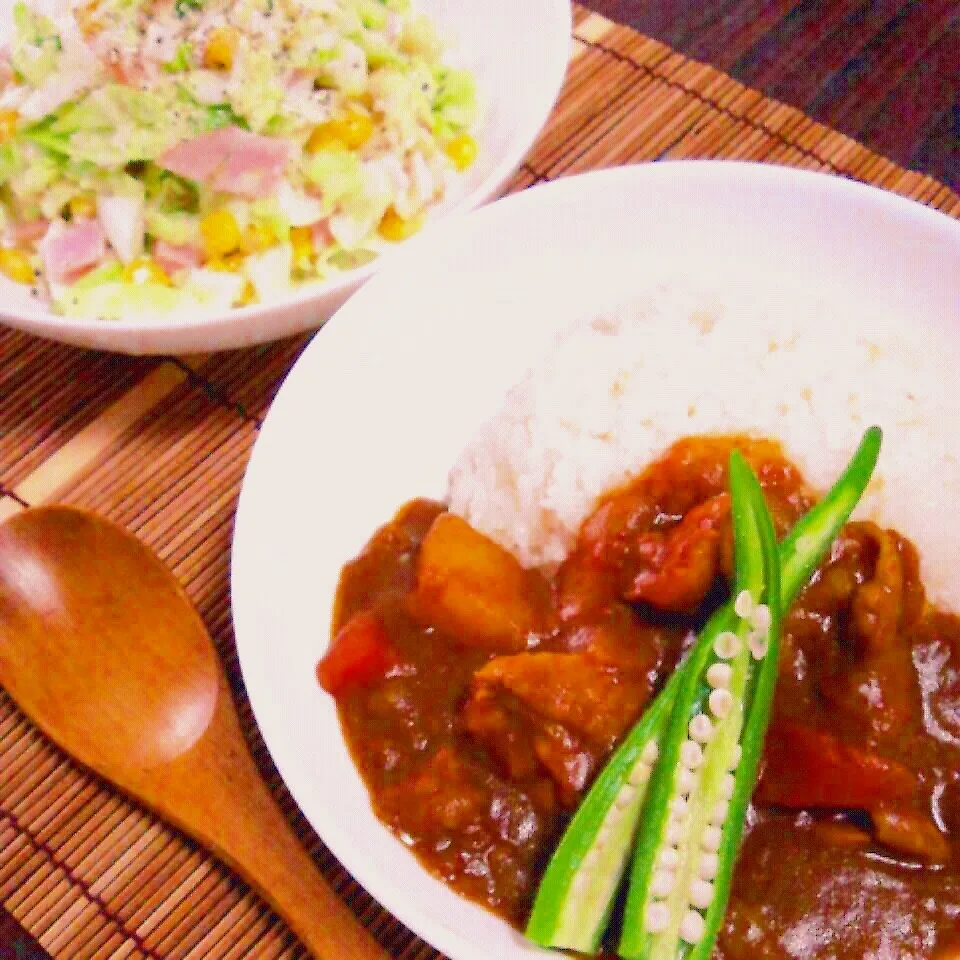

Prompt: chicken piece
xmin=461 ymin=684 xmax=539 ymax=781
xmin=915 ymin=611 xmax=960 ymax=744
xmin=553 ymin=549 xmax=619 ymax=622
xmin=557 ymin=603 xmax=668 ymax=678
xmin=413 ymin=513 xmax=554 ymax=652
xmin=465 ymin=607 xmax=662 ymax=799
xmin=472 ymin=651 xmax=650 ymax=749
xmin=378 ymin=747 xmax=490 ymax=834
xmin=532 ymin=723 xmax=596 ymax=808
xmin=623 ymin=493 xmax=730 ymax=613
xmin=579 ymin=490 xmax=657 ymax=568
xmin=821 ymin=523 xmax=924 ymax=735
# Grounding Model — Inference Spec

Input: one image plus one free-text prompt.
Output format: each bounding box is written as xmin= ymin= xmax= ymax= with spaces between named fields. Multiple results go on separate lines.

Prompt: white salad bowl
xmin=0 ymin=0 xmax=571 ymax=354
xmin=232 ymin=162 xmax=960 ymax=960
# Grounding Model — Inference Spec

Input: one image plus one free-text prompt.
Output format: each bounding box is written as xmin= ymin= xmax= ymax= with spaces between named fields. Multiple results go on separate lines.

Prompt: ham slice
xmin=0 ymin=51 xmax=13 ymax=88
xmin=311 ymin=218 xmax=335 ymax=250
xmin=13 ymin=218 xmax=50 ymax=246
xmin=39 ymin=220 xmax=107 ymax=284
xmin=153 ymin=239 xmax=201 ymax=276
xmin=159 ymin=127 xmax=291 ymax=198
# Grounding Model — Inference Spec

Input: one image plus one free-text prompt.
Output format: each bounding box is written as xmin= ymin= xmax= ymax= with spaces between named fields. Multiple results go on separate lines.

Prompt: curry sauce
xmin=323 ymin=436 xmax=960 ymax=958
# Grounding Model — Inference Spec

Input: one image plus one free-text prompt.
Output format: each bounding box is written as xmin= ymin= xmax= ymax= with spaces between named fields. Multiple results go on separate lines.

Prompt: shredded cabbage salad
xmin=0 ymin=0 xmax=478 ymax=319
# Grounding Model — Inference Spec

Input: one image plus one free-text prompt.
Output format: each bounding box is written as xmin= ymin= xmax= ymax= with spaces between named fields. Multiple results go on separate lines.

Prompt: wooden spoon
xmin=0 ymin=505 xmax=386 ymax=960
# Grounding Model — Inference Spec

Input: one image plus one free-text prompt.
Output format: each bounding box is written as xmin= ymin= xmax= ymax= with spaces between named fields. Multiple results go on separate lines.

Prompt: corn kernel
xmin=207 ymin=252 xmax=246 ymax=272
xmin=240 ymin=221 xmax=276 ymax=254
xmin=306 ymin=110 xmax=375 ymax=153
xmin=237 ymin=279 xmax=257 ymax=306
xmin=68 ymin=193 xmax=97 ymax=220
xmin=201 ymin=209 xmax=242 ymax=259
xmin=0 ymin=248 xmax=34 ymax=285
xmin=443 ymin=133 xmax=477 ymax=172
xmin=305 ymin=123 xmax=341 ymax=153
xmin=377 ymin=207 xmax=424 ymax=243
xmin=339 ymin=111 xmax=375 ymax=150
xmin=75 ymin=0 xmax=101 ymax=36
xmin=290 ymin=226 xmax=313 ymax=268
xmin=0 ymin=110 xmax=18 ymax=142
xmin=203 ymin=27 xmax=235 ymax=71
xmin=123 ymin=257 xmax=171 ymax=286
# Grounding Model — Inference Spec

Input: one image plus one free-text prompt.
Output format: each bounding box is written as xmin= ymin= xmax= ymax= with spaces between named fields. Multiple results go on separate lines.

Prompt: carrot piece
xmin=755 ymin=721 xmax=917 ymax=810
xmin=872 ymin=805 xmax=950 ymax=863
xmin=809 ymin=820 xmax=873 ymax=850
xmin=317 ymin=611 xmax=396 ymax=696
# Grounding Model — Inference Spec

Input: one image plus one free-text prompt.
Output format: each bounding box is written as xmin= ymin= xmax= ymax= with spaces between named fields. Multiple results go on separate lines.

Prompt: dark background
xmin=580 ymin=0 xmax=958 ymax=188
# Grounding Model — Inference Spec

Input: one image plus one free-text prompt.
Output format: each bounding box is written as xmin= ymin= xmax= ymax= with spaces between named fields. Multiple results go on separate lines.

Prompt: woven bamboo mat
xmin=1 ymin=8 xmax=959 ymax=960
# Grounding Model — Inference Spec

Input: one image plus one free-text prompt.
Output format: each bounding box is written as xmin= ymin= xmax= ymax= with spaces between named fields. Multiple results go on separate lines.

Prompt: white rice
xmin=446 ymin=285 xmax=960 ymax=612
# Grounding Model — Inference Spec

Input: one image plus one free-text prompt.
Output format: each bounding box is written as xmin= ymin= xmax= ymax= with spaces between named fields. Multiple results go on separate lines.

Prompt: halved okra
xmin=617 ymin=451 xmax=779 ymax=959
xmin=525 ymin=426 xmax=882 ymax=956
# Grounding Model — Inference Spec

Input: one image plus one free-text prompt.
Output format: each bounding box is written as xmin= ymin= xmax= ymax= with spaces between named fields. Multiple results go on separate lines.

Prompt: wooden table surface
xmin=581 ymin=0 xmax=959 ymax=188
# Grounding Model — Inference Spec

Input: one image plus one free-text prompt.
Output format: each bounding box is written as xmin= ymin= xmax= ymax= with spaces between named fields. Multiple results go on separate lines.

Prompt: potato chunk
xmin=414 ymin=513 xmax=551 ymax=651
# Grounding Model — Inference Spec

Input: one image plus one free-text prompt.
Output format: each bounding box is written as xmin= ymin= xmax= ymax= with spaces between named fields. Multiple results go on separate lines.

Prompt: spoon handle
xmin=158 ymin=695 xmax=389 ymax=960
xmin=203 ymin=767 xmax=387 ymax=960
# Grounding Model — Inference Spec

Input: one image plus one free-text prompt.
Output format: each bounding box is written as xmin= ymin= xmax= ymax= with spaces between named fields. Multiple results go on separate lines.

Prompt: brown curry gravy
xmin=327 ymin=436 xmax=960 ymax=958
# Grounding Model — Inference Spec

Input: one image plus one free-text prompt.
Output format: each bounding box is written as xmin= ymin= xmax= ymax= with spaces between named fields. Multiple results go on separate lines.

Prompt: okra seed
xmin=629 ymin=762 xmax=652 ymax=786
xmin=699 ymin=851 xmax=719 ymax=880
xmin=615 ymin=785 xmax=636 ymax=809
xmin=666 ymin=824 xmax=685 ymax=847
xmin=713 ymin=630 xmax=741 ymax=659
xmin=583 ymin=848 xmax=600 ymax=870
xmin=680 ymin=740 xmax=704 ymax=770
xmin=659 ymin=847 xmax=680 ymax=870
xmin=751 ymin=603 xmax=772 ymax=633
xmin=729 ymin=745 xmax=742 ymax=770
xmin=749 ymin=634 xmax=769 ymax=660
xmin=571 ymin=872 xmax=589 ymax=896
xmin=734 ymin=589 xmax=755 ymax=619
xmin=672 ymin=796 xmax=689 ymax=818
xmin=706 ymin=662 xmax=732 ymax=690
xmin=689 ymin=714 xmax=714 ymax=743
xmin=641 ymin=740 xmax=660 ymax=765
xmin=702 ymin=826 xmax=723 ymax=852
xmin=679 ymin=908 xmax=706 ymax=944
xmin=678 ymin=767 xmax=697 ymax=794
xmin=689 ymin=878 xmax=715 ymax=910
xmin=711 ymin=799 xmax=729 ymax=825
xmin=720 ymin=773 xmax=736 ymax=799
xmin=708 ymin=688 xmax=734 ymax=719
xmin=649 ymin=869 xmax=675 ymax=899
xmin=646 ymin=903 xmax=671 ymax=933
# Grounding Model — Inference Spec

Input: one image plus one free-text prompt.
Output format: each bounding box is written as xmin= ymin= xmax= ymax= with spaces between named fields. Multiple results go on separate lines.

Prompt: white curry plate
xmin=232 ymin=162 xmax=960 ymax=960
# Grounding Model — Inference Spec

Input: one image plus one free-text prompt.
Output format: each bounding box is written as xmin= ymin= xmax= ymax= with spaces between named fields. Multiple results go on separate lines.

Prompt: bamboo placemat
xmin=2 ymin=8 xmax=959 ymax=960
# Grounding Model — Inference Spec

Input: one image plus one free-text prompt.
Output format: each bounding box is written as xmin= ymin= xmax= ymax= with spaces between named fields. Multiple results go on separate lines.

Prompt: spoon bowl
xmin=0 ymin=505 xmax=386 ymax=960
